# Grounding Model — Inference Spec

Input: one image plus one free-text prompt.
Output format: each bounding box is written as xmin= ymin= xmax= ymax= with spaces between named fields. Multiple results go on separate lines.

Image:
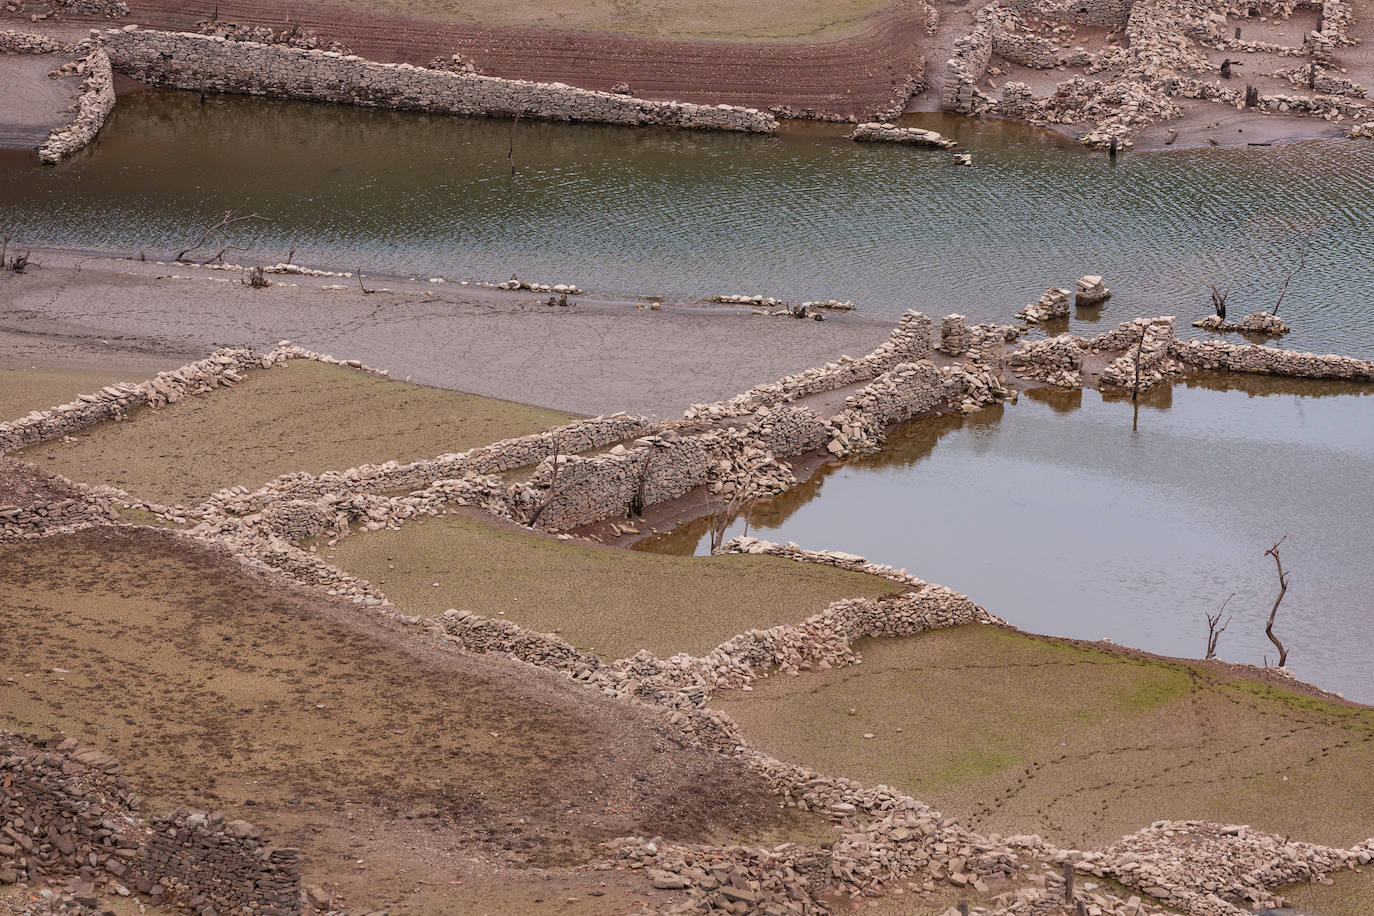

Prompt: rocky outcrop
xmin=102 ymin=27 xmax=776 ymax=133
xmin=849 ymin=122 xmax=957 ymax=148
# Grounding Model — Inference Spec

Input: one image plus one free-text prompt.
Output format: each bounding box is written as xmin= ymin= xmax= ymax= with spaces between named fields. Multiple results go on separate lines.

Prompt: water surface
xmin=3 ymin=90 xmax=1373 ymax=355
xmin=640 ymin=377 xmax=1374 ymax=702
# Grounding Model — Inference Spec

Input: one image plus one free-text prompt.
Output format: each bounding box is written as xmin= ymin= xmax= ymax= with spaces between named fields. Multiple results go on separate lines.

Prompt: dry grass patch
xmin=323 ymin=509 xmax=901 ymax=659
xmin=17 ymin=360 xmax=575 ymax=505
xmin=0 ymin=526 xmax=829 ymax=910
xmin=346 ymin=0 xmax=892 ymax=41
xmin=716 ymin=626 xmax=1374 ymax=850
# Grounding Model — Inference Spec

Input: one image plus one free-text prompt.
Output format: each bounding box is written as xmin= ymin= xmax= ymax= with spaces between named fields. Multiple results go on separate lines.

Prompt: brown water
xmin=2 ymin=90 xmax=1374 ymax=355
xmin=640 ymin=375 xmax=1374 ymax=703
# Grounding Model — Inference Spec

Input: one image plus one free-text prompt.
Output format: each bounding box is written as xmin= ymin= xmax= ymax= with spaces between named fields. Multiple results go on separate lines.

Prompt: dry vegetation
xmin=15 ymin=360 xmax=576 ymax=505
xmin=323 ymin=508 xmax=901 ymax=659
xmin=0 ymin=526 xmax=831 ymax=913
xmin=717 ymin=626 xmax=1374 ymax=850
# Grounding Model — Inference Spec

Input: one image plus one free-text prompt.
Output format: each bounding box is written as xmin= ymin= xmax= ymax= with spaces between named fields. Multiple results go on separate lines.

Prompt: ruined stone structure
xmin=0 ymin=733 xmax=300 ymax=915
xmin=0 ymin=31 xmax=114 ymax=162
xmin=101 ymin=27 xmax=776 ymax=133
xmin=849 ymin=122 xmax=957 ymax=147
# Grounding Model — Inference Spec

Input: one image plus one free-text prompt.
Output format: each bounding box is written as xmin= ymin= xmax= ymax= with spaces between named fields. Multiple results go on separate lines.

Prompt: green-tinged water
xmin=2 ymin=89 xmax=1373 ymax=355
xmin=639 ymin=376 xmax=1374 ymax=703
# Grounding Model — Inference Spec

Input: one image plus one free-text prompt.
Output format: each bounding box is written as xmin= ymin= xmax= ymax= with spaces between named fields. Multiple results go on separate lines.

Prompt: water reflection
xmin=638 ymin=375 xmax=1374 ymax=701
xmin=3 ymin=90 xmax=1374 ymax=355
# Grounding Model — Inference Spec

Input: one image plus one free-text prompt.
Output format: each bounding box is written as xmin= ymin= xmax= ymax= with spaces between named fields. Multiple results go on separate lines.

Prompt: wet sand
xmin=0 ymin=248 xmax=897 ymax=417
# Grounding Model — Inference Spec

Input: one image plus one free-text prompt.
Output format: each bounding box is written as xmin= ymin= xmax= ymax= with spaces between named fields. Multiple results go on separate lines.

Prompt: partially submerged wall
xmin=102 ymin=28 xmax=777 ymax=133
xmin=39 ymin=46 xmax=115 ymax=164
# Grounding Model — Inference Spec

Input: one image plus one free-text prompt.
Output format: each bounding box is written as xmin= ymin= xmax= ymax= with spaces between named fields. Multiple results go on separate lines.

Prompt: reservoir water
xmin=2 ymin=89 xmax=1374 ymax=356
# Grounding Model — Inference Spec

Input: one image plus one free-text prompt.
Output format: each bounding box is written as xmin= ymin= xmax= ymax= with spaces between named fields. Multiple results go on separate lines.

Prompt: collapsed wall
xmin=101 ymin=28 xmax=777 ymax=133
xmin=0 ymin=732 xmax=300 ymax=915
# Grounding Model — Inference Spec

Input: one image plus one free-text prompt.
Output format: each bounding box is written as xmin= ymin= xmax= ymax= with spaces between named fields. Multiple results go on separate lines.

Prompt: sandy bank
xmin=0 ymin=248 xmax=897 ymax=417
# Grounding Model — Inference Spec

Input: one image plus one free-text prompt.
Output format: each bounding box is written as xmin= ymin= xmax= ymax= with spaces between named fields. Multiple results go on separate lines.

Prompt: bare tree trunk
xmin=525 ymin=438 xmax=562 ymax=528
xmin=1264 ymin=536 xmax=1290 ymax=667
xmin=1131 ymin=324 xmax=1147 ymax=402
xmin=176 ymin=203 xmax=266 ymax=262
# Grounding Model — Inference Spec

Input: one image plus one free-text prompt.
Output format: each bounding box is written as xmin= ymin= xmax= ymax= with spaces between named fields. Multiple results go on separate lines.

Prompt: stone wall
xmin=102 ymin=28 xmax=777 ymax=133
xmin=39 ymin=45 xmax=116 ymax=164
xmin=136 ymin=811 xmax=299 ymax=916
xmin=683 ymin=310 xmax=933 ymax=421
xmin=0 ymin=496 xmax=112 ymax=541
xmin=204 ymin=413 xmax=651 ymax=515
xmin=0 ymin=732 xmax=300 ymax=915
xmin=1173 ymin=337 xmax=1374 ymax=379
xmin=0 ymin=348 xmax=271 ymax=454
xmin=0 ymin=29 xmax=72 ymax=53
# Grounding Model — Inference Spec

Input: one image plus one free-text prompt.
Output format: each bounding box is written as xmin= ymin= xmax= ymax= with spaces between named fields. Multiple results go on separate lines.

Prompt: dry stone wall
xmin=102 ymin=28 xmax=776 ymax=133
xmin=683 ymin=310 xmax=933 ymax=421
xmin=0 ymin=29 xmax=72 ymax=53
xmin=0 ymin=732 xmax=300 ymax=915
xmin=0 ymin=496 xmax=114 ymax=541
xmin=38 ymin=45 xmax=115 ymax=164
xmin=1173 ymin=337 xmax=1374 ymax=378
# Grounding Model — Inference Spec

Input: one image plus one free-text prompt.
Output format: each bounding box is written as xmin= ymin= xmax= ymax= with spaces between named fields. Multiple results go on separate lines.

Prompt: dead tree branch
xmin=707 ymin=490 xmax=745 ymax=553
xmin=1205 ymin=593 xmax=1235 ymax=660
xmin=1131 ymin=323 xmax=1147 ymax=402
xmin=1272 ymin=230 xmax=1314 ymax=315
xmin=1263 ymin=535 xmax=1291 ymax=667
xmin=628 ymin=451 xmax=654 ymax=518
xmin=357 ymin=268 xmax=375 ymax=294
xmin=507 ymin=113 xmax=519 ymax=176
xmin=1210 ymin=280 xmax=1232 ymax=320
xmin=525 ymin=437 xmax=562 ymax=528
xmin=175 ymin=203 xmax=267 ymax=262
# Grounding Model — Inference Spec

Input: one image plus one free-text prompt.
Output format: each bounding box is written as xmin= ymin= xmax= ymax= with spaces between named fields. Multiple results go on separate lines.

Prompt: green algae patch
xmin=716 ymin=625 xmax=1374 ymax=850
xmin=323 ymin=509 xmax=901 ymax=660
xmin=16 ymin=360 xmax=575 ymax=505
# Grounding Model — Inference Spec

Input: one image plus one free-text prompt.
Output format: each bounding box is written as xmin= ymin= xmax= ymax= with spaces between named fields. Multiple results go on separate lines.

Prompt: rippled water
xmin=639 ymin=376 xmax=1374 ymax=702
xmin=3 ymin=90 xmax=1374 ymax=355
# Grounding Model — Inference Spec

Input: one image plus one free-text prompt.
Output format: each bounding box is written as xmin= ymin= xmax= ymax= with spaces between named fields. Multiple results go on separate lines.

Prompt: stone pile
xmin=801 ymin=299 xmax=855 ymax=311
xmin=1074 ymin=274 xmax=1111 ymax=306
xmin=707 ymin=294 xmax=787 ymax=307
xmin=495 ymin=276 xmax=582 ymax=294
xmin=849 ymin=122 xmax=957 ymax=148
xmin=1191 ymin=311 xmax=1291 ymax=335
xmin=103 ymin=28 xmax=778 ymax=133
xmin=1008 ymin=334 xmax=1086 ymax=388
xmin=1016 ymin=287 xmax=1071 ymax=323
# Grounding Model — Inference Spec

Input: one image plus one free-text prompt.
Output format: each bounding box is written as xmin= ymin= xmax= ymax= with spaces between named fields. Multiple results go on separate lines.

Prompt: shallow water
xmin=639 ymin=376 xmax=1374 ymax=703
xmin=3 ymin=90 xmax=1374 ymax=355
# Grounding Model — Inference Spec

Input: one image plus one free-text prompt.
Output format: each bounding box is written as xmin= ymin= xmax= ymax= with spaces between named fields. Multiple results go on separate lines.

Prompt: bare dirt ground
xmin=13 ymin=358 xmax=577 ymax=505
xmin=0 ymin=52 xmax=82 ymax=149
xmin=0 ymin=526 xmax=833 ymax=913
xmin=1 ymin=251 xmax=897 ymax=418
xmin=322 ymin=507 xmax=900 ymax=659
xmin=5 ymin=0 xmax=928 ymax=117
xmin=717 ymin=625 xmax=1374 ymax=851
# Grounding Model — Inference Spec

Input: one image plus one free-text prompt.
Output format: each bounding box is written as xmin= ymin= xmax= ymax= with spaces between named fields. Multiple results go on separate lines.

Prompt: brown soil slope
xmin=54 ymin=0 xmax=927 ymax=115
xmin=0 ymin=526 xmax=825 ymax=911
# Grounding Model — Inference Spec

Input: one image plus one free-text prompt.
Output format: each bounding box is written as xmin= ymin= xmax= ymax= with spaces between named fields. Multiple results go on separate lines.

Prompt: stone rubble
xmin=1191 ymin=311 xmax=1291 ymax=335
xmin=1074 ymin=274 xmax=1111 ymax=307
xmin=1016 ymin=287 xmax=1072 ymax=323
